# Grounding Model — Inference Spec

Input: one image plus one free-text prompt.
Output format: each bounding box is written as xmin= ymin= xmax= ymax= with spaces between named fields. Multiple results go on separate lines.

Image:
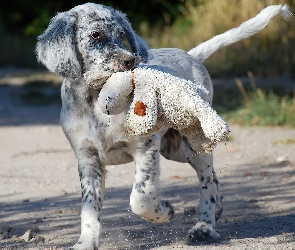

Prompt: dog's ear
xmin=134 ymin=35 xmax=149 ymax=64
xmin=114 ymin=10 xmax=149 ymax=63
xmin=36 ymin=12 xmax=81 ymax=81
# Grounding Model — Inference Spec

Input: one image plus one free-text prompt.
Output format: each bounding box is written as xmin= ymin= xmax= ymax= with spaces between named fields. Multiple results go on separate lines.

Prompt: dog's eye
xmin=90 ymin=31 xmax=102 ymax=40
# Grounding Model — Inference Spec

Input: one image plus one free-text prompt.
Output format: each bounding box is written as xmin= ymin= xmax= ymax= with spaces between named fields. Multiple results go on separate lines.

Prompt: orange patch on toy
xmin=134 ymin=101 xmax=146 ymax=116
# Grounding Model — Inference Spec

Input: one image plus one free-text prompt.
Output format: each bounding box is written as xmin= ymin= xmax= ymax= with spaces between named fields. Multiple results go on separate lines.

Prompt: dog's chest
xmin=61 ymin=80 xmax=134 ymax=165
xmin=88 ymin=110 xmax=134 ymax=165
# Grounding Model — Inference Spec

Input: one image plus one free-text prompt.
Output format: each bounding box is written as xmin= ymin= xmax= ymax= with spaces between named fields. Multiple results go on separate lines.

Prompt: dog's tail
xmin=188 ymin=4 xmax=292 ymax=62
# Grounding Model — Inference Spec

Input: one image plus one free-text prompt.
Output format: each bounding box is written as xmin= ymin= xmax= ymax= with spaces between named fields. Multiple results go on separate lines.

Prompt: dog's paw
xmin=134 ymin=200 xmax=174 ymax=224
xmin=70 ymin=243 xmax=98 ymax=250
xmin=149 ymin=200 xmax=174 ymax=223
xmin=185 ymin=221 xmax=220 ymax=244
xmin=70 ymin=237 xmax=99 ymax=250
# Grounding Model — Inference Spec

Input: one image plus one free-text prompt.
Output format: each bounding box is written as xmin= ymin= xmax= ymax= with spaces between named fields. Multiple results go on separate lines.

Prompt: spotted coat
xmin=36 ymin=2 xmax=287 ymax=249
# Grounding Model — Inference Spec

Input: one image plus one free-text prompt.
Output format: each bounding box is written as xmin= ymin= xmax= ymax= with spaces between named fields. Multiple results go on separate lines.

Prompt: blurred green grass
xmin=140 ymin=0 xmax=295 ymax=78
xmin=1 ymin=0 xmax=294 ymax=76
xmin=213 ymin=75 xmax=295 ymax=128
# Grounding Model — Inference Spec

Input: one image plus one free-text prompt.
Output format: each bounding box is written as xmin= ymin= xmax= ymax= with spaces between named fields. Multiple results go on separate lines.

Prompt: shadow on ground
xmin=1 ymin=161 xmax=295 ymax=249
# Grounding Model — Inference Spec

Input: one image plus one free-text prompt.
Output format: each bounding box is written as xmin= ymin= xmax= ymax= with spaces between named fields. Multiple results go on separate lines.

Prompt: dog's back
xmin=147 ymin=48 xmax=213 ymax=103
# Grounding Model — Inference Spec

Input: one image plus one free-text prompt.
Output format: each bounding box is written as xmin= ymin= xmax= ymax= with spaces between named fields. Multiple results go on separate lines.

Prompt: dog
xmin=36 ymin=3 xmax=290 ymax=249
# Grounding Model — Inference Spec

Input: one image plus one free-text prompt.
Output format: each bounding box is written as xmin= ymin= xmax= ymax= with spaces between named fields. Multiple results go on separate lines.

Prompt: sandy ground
xmin=0 ymin=72 xmax=295 ymax=249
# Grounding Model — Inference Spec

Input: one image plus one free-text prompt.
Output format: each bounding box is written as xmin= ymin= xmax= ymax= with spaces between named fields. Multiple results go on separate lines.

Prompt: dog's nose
xmin=124 ymin=57 xmax=135 ymax=70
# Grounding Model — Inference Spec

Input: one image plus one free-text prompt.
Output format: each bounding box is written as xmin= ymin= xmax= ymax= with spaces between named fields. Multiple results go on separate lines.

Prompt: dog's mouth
xmin=83 ymin=70 xmax=113 ymax=89
xmin=84 ymin=56 xmax=141 ymax=89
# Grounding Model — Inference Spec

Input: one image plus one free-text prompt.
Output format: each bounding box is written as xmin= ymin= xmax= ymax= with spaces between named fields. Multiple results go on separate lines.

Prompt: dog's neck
xmin=62 ymin=77 xmax=101 ymax=109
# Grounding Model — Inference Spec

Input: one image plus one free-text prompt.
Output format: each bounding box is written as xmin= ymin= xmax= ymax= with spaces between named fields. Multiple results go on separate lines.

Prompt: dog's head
xmin=36 ymin=3 xmax=149 ymax=86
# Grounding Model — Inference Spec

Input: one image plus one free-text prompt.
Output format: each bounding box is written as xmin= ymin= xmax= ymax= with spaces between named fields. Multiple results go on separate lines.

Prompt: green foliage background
xmin=0 ymin=0 xmax=189 ymax=36
xmin=0 ymin=0 xmax=189 ymax=68
xmin=1 ymin=0 xmax=294 ymax=128
xmin=0 ymin=0 xmax=294 ymax=78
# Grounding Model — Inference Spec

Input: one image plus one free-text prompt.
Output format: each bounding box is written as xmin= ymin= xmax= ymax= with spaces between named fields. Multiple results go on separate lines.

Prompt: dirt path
xmin=0 ymin=74 xmax=295 ymax=249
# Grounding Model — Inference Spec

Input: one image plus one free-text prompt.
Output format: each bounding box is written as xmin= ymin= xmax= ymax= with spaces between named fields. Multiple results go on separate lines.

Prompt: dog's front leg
xmin=129 ymin=134 xmax=174 ymax=223
xmin=72 ymin=139 xmax=105 ymax=250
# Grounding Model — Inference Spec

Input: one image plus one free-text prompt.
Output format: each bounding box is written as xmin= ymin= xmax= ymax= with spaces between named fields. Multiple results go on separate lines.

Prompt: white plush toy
xmin=86 ymin=66 xmax=229 ymax=154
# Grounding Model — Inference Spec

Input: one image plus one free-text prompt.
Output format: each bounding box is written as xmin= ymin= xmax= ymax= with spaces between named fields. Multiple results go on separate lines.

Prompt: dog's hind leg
xmin=129 ymin=133 xmax=174 ymax=223
xmin=160 ymin=129 xmax=222 ymax=242
xmin=185 ymin=153 xmax=222 ymax=243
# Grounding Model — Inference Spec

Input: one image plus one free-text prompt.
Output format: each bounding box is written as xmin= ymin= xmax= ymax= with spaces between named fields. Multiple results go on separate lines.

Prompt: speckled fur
xmin=36 ymin=4 xmax=220 ymax=249
xmin=36 ymin=3 xmax=289 ymax=249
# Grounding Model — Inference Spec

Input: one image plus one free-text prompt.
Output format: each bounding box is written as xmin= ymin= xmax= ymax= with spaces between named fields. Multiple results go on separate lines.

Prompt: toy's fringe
xmin=188 ymin=4 xmax=293 ymax=62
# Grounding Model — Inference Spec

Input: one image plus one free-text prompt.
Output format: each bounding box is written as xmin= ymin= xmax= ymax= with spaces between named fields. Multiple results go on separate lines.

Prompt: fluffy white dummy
xmin=97 ymin=67 xmax=229 ymax=154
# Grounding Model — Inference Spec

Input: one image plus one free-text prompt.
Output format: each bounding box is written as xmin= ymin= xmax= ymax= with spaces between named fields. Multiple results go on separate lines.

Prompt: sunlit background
xmin=0 ymin=0 xmax=294 ymax=126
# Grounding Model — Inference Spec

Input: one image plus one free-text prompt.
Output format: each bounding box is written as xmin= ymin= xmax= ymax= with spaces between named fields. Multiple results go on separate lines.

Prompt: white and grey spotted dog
xmin=36 ymin=3 xmax=290 ymax=249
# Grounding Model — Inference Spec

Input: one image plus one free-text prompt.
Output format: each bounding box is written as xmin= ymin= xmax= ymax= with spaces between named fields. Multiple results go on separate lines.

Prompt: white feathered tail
xmin=188 ymin=4 xmax=292 ymax=62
